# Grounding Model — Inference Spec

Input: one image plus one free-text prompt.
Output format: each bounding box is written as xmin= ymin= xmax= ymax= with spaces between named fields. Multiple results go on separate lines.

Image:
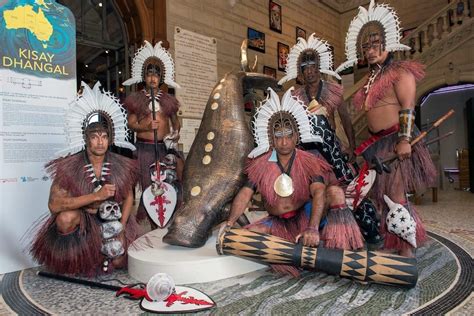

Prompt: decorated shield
xmin=140 ymin=286 xmax=216 ymax=313
xmin=345 ymin=169 xmax=376 ymax=210
xmin=143 ymin=182 xmax=177 ymax=228
xmin=383 ymin=195 xmax=417 ymax=248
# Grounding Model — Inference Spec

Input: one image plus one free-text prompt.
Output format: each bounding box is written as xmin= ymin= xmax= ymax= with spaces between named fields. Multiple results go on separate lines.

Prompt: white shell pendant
xmin=274 ymin=173 xmax=294 ymax=197
xmin=149 ymin=101 xmax=161 ymax=112
xmin=93 ymin=184 xmax=102 ymax=193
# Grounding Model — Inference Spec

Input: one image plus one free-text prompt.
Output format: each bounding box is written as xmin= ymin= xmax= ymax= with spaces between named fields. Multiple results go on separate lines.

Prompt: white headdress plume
xmin=248 ymin=87 xmax=322 ymax=158
xmin=55 ymin=81 xmax=136 ymax=157
xmin=336 ymin=0 xmax=410 ymax=74
xmin=278 ymin=33 xmax=341 ymax=85
xmin=123 ymin=40 xmax=180 ymax=89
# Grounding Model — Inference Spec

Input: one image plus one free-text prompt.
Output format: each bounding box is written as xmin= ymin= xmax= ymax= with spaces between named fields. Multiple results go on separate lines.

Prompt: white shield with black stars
xmin=383 ymin=195 xmax=417 ymax=248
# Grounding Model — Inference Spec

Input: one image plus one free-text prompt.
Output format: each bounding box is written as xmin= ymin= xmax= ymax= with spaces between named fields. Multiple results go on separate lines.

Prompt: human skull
xmin=163 ymin=153 xmax=177 ymax=167
xmin=150 ymin=159 xmax=176 ymax=184
xmin=101 ymin=239 xmax=124 ymax=258
xmin=99 ymin=201 xmax=122 ymax=221
xmin=149 ymin=163 xmax=160 ymax=182
xmin=101 ymin=221 xmax=123 ymax=239
xmin=163 ymin=169 xmax=177 ymax=184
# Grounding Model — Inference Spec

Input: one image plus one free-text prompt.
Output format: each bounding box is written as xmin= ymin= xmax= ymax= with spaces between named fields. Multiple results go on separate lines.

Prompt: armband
xmin=311 ymin=175 xmax=325 ymax=184
xmin=243 ymin=179 xmax=257 ymax=191
xmin=398 ymin=109 xmax=415 ymax=142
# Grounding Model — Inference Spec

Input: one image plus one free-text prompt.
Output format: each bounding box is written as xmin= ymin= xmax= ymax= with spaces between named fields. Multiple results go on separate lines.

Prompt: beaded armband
xmin=398 ymin=109 xmax=415 ymax=142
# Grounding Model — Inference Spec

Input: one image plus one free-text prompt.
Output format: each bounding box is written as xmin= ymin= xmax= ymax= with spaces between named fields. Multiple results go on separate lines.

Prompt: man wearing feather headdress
xmin=279 ymin=34 xmax=381 ymax=246
xmin=226 ymin=88 xmax=364 ymax=276
xmin=30 ymin=82 xmax=139 ymax=275
xmin=122 ymin=41 xmax=182 ymax=226
xmin=337 ymin=0 xmax=436 ymax=257
xmin=279 ymin=33 xmax=356 ymax=180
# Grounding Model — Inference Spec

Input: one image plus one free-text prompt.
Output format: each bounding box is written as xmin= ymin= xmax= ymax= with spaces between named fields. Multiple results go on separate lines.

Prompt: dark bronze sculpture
xmin=163 ymin=71 xmax=277 ymax=247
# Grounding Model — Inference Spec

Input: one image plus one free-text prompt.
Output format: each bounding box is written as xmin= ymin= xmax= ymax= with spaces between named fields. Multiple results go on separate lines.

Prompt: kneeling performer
xmin=30 ymin=82 xmax=138 ymax=275
xmin=226 ymin=88 xmax=363 ymax=276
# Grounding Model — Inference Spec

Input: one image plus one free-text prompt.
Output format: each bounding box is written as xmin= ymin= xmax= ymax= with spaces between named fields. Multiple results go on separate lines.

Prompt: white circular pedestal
xmin=128 ymin=228 xmax=266 ymax=285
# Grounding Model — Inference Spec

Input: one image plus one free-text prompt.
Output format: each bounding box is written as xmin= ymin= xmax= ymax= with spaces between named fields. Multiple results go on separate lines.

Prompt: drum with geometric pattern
xmin=217 ymin=227 xmax=418 ymax=288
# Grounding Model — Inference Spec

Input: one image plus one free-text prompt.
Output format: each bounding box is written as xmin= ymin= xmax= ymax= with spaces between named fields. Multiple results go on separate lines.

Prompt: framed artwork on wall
xmin=296 ymin=27 xmax=306 ymax=41
xmin=269 ymin=1 xmax=282 ymax=33
xmin=263 ymin=66 xmax=277 ymax=79
xmin=247 ymin=27 xmax=265 ymax=53
xmin=277 ymin=42 xmax=289 ymax=71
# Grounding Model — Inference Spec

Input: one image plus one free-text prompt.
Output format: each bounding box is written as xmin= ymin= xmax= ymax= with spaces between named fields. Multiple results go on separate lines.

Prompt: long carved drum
xmin=216 ymin=227 xmax=418 ymax=288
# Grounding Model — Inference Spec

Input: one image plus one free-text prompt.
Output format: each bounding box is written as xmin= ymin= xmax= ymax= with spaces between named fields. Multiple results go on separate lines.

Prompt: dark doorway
xmin=57 ymin=0 xmax=129 ymax=100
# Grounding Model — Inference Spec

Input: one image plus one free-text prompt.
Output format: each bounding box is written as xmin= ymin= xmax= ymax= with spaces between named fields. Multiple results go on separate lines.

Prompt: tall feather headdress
xmin=278 ymin=33 xmax=341 ymax=85
xmin=336 ymin=0 xmax=410 ymax=74
xmin=55 ymin=81 xmax=136 ymax=157
xmin=123 ymin=40 xmax=180 ymax=89
xmin=248 ymin=87 xmax=322 ymax=158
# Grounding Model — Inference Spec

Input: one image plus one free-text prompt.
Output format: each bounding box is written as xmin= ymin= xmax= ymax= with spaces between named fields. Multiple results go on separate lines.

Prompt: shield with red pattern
xmin=345 ymin=167 xmax=376 ymax=210
xmin=143 ymin=182 xmax=177 ymax=228
xmin=140 ymin=286 xmax=216 ymax=313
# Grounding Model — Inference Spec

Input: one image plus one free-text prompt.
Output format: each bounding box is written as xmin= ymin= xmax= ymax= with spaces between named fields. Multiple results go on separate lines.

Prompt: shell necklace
xmin=145 ymin=90 xmax=162 ymax=113
xmin=273 ymin=150 xmax=296 ymax=197
xmin=84 ymin=152 xmax=110 ymax=193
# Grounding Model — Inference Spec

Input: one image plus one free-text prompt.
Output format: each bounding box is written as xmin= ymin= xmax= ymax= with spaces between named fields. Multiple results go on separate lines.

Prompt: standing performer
xmin=226 ymin=88 xmax=364 ymax=276
xmin=279 ymin=34 xmax=381 ymax=245
xmin=123 ymin=41 xmax=182 ymax=226
xmin=31 ymin=82 xmax=138 ymax=275
xmin=337 ymin=0 xmax=436 ymax=257
xmin=279 ymin=33 xmax=355 ymax=182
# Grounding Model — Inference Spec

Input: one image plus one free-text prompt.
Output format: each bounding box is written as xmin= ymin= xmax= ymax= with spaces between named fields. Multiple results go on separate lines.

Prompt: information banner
xmin=174 ymin=27 xmax=217 ymax=119
xmin=0 ymin=0 xmax=76 ymax=273
xmin=180 ymin=118 xmax=202 ymax=154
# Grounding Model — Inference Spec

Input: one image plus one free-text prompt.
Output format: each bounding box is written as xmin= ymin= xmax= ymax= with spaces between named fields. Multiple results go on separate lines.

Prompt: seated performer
xmin=123 ymin=41 xmax=182 ymax=226
xmin=278 ymin=34 xmax=381 ymax=245
xmin=337 ymin=0 xmax=437 ymax=257
xmin=31 ymin=82 xmax=138 ymax=276
xmin=226 ymin=88 xmax=364 ymax=276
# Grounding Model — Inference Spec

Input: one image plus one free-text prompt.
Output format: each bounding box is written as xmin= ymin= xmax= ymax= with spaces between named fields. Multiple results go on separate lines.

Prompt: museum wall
xmin=165 ymin=0 xmax=343 ymax=81
xmin=164 ymin=0 xmax=453 ymax=81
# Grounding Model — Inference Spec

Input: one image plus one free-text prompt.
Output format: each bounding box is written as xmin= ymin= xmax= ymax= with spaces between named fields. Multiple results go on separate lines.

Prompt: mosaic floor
xmin=1 ymin=189 xmax=473 ymax=315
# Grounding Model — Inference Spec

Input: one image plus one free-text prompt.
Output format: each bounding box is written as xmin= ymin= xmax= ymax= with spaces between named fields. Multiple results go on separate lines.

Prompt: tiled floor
xmin=415 ymin=188 xmax=473 ymax=256
xmin=415 ymin=188 xmax=474 ymax=315
xmin=0 ymin=275 xmax=15 ymax=315
xmin=0 ymin=188 xmax=472 ymax=315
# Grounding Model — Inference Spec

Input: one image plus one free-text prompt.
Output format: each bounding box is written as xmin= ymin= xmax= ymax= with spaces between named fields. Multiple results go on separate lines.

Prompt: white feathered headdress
xmin=336 ymin=0 xmax=410 ymax=74
xmin=278 ymin=33 xmax=340 ymax=85
xmin=55 ymin=81 xmax=136 ymax=157
xmin=248 ymin=87 xmax=322 ymax=158
xmin=123 ymin=41 xmax=180 ymax=89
